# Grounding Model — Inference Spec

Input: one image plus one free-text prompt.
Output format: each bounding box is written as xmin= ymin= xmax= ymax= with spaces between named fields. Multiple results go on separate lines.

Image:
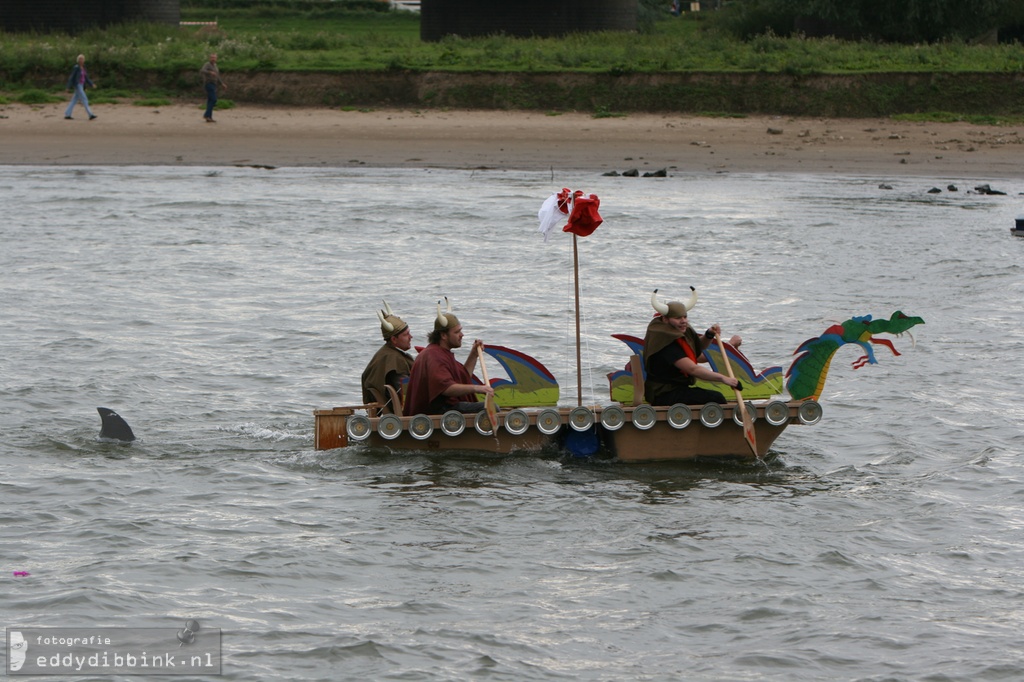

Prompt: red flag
xmin=538 ymin=188 xmax=604 ymax=241
xmin=557 ymin=189 xmax=603 ymax=237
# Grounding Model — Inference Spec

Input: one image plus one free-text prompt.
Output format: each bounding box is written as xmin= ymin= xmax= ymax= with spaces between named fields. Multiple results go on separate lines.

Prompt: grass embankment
xmin=2 ymin=7 xmax=1024 ymax=119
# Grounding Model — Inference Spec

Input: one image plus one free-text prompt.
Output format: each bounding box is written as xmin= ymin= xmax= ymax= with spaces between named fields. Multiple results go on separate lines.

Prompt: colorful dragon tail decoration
xmin=785 ymin=311 xmax=925 ymax=401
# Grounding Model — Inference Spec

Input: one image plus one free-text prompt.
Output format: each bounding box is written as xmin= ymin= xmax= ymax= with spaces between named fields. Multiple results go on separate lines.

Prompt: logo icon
xmin=176 ymin=619 xmax=201 ymax=647
xmin=9 ymin=631 xmax=27 ymax=672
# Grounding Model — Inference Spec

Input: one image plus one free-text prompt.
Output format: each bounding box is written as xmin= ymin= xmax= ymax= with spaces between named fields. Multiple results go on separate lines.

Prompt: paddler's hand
xmin=706 ymin=325 xmax=742 ymax=349
xmin=470 ymin=339 xmax=485 ymax=358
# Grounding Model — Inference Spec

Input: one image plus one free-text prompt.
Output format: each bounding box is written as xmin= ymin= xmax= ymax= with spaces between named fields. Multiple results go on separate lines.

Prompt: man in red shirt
xmin=404 ymin=299 xmax=494 ymax=415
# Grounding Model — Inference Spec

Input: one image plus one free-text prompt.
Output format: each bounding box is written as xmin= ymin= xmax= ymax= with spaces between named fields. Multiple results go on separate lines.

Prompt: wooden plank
xmin=315 ymin=414 xmax=348 ymax=450
xmin=629 ymin=354 xmax=644 ymax=406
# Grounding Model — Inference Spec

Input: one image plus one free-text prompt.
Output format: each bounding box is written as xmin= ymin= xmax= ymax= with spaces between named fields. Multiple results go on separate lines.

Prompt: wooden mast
xmin=572 ymin=233 xmax=582 ymax=407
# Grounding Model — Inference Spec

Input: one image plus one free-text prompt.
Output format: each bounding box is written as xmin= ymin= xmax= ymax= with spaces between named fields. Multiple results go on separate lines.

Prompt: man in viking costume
xmin=643 ymin=288 xmax=742 ymax=406
xmin=404 ymin=298 xmax=494 ymax=416
xmin=361 ymin=301 xmax=414 ymax=412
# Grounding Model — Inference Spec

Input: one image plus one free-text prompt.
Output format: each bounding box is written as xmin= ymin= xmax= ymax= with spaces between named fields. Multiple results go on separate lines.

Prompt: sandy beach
xmin=3 ymin=101 xmax=1024 ymax=179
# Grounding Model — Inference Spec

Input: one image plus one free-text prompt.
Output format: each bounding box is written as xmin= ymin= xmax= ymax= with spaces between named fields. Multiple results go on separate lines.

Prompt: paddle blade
xmin=484 ymin=394 xmax=500 ymax=437
xmin=718 ymin=331 xmax=758 ymax=458
xmin=737 ymin=399 xmax=758 ymax=457
xmin=476 ymin=347 xmax=500 ymax=439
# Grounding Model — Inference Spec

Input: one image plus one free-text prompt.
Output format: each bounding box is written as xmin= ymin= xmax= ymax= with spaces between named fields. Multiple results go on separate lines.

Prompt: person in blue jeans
xmin=199 ymin=53 xmax=227 ymax=122
xmin=64 ymin=54 xmax=97 ymax=120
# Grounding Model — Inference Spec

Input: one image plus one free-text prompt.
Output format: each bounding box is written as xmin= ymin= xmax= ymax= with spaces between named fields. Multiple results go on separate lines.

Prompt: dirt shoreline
xmin=3 ymin=102 xmax=1024 ymax=179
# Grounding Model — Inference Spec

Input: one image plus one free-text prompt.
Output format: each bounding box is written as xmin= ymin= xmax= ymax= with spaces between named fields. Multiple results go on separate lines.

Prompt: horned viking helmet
xmin=376 ymin=300 xmax=408 ymax=340
xmin=651 ymin=287 xmax=698 ymax=318
xmin=435 ymin=296 xmax=461 ymax=332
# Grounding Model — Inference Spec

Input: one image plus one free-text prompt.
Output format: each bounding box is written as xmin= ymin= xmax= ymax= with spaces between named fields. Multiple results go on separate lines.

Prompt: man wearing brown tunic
xmin=361 ymin=303 xmax=414 ymax=413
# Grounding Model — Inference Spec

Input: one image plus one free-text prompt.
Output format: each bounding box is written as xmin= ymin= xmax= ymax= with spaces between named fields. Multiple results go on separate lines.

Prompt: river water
xmin=2 ymin=165 xmax=1023 ymax=681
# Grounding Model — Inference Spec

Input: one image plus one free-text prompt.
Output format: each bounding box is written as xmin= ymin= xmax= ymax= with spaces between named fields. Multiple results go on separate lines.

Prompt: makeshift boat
xmin=1013 ymin=215 xmax=1024 ymax=237
xmin=314 ymin=310 xmax=922 ymax=462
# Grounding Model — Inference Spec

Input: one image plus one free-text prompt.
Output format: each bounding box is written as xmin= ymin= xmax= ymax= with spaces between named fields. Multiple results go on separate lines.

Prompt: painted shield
xmin=764 ymin=400 xmax=790 ymax=426
xmin=569 ymin=406 xmax=595 ymax=432
xmin=503 ymin=408 xmax=530 ymax=436
xmin=700 ymin=403 xmax=724 ymax=428
xmin=666 ymin=403 xmax=692 ymax=429
xmin=409 ymin=414 xmax=434 ymax=440
xmin=631 ymin=405 xmax=657 ymax=430
xmin=440 ymin=410 xmax=466 ymax=436
xmin=377 ymin=414 xmax=403 ymax=440
xmin=732 ymin=401 xmax=757 ymax=426
xmin=798 ymin=400 xmax=823 ymax=425
xmin=475 ymin=410 xmax=496 ymax=436
xmin=600 ymin=405 xmax=626 ymax=431
xmin=346 ymin=414 xmax=371 ymax=441
xmin=536 ymin=408 xmax=562 ymax=435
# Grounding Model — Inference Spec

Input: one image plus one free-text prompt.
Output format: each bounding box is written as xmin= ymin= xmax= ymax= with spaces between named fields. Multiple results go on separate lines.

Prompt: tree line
xmin=704 ymin=0 xmax=1024 ymax=44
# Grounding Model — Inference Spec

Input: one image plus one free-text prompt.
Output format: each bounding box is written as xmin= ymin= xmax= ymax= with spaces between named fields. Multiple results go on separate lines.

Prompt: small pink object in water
xmin=13 ymin=571 xmax=30 ymax=577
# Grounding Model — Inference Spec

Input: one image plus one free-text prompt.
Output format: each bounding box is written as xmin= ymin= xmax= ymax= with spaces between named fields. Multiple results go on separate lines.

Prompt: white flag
xmin=537 ymin=193 xmax=562 ymax=242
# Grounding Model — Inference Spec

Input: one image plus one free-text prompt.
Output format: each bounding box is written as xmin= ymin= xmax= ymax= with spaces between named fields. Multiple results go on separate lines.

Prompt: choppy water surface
xmin=2 ymin=165 xmax=1023 ymax=681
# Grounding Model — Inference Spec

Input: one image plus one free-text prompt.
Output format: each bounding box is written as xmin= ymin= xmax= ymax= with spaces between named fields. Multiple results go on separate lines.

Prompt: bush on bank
xmin=2 ymin=4 xmax=1024 ymax=118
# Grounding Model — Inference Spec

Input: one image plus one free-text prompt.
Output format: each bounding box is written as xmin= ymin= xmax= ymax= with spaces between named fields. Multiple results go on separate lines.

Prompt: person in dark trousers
xmin=200 ymin=53 xmax=226 ymax=122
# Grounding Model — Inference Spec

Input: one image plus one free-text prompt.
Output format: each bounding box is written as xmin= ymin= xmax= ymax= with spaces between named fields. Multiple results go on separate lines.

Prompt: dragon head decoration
xmin=785 ymin=311 xmax=925 ymax=401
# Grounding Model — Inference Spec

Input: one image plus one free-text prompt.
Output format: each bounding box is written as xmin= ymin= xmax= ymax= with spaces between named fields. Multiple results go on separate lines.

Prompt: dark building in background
xmin=421 ymin=0 xmax=637 ymax=42
xmin=1 ymin=0 xmax=179 ymax=33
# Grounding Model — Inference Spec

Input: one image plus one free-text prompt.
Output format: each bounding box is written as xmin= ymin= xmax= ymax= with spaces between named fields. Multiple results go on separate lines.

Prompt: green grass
xmin=4 ymin=11 xmax=1024 ymax=79
xmin=693 ymin=111 xmax=749 ymax=118
xmin=592 ymin=106 xmax=628 ymax=119
xmin=16 ymin=89 xmax=63 ymax=104
xmin=892 ymin=111 xmax=1024 ymax=126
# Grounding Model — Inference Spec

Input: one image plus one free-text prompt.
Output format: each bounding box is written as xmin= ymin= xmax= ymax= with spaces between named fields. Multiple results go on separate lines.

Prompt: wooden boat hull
xmin=314 ymin=400 xmax=818 ymax=462
xmin=314 ymin=407 xmax=554 ymax=454
xmin=603 ymin=402 xmax=811 ymax=461
xmin=608 ymin=407 xmax=790 ymax=462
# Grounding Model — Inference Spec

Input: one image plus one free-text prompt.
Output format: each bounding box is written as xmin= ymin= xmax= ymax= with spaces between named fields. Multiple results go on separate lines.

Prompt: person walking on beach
xmin=200 ymin=52 xmax=226 ymax=123
xmin=64 ymin=54 xmax=97 ymax=121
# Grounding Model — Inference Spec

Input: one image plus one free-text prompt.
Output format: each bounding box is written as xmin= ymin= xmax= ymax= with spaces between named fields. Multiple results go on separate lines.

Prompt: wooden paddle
xmin=716 ymin=333 xmax=758 ymax=458
xmin=476 ymin=344 xmax=501 ymax=439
